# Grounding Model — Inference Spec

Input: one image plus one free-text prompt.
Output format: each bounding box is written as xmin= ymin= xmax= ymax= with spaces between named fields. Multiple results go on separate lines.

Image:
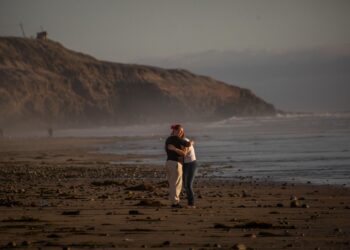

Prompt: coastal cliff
xmin=0 ymin=37 xmax=276 ymax=128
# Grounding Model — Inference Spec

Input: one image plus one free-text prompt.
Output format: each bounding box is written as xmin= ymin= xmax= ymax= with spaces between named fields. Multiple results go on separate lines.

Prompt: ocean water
xmin=58 ymin=113 xmax=350 ymax=186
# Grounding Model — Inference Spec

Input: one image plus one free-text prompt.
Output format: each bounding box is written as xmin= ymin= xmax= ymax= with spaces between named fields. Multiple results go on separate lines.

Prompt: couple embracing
xmin=165 ymin=124 xmax=198 ymax=208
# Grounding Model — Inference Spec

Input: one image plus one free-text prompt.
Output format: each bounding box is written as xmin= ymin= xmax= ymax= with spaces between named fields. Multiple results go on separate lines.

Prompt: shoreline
xmin=0 ymin=137 xmax=349 ymax=249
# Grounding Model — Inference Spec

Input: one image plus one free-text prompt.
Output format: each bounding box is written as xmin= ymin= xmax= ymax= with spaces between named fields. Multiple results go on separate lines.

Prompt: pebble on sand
xmin=62 ymin=210 xmax=80 ymax=215
xmin=232 ymin=243 xmax=246 ymax=250
xmin=290 ymin=200 xmax=300 ymax=208
xmin=7 ymin=241 xmax=16 ymax=247
xmin=162 ymin=240 xmax=171 ymax=246
xmin=126 ymin=183 xmax=156 ymax=192
xmin=129 ymin=210 xmax=143 ymax=215
xmin=21 ymin=241 xmax=31 ymax=246
xmin=136 ymin=199 xmax=165 ymax=207
xmin=243 ymin=233 xmax=256 ymax=238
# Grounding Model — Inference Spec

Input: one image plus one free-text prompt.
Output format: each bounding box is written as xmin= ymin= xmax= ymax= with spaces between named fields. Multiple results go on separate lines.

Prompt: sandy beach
xmin=0 ymin=137 xmax=349 ymax=250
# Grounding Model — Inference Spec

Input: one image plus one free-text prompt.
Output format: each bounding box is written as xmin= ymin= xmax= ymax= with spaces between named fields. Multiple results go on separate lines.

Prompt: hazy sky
xmin=1 ymin=0 xmax=349 ymax=112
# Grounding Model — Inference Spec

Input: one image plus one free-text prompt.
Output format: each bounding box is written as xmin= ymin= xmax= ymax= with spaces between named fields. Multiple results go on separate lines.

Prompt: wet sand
xmin=0 ymin=137 xmax=349 ymax=249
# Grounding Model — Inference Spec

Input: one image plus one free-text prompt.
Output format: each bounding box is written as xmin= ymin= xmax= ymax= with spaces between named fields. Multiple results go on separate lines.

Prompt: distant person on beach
xmin=48 ymin=127 xmax=53 ymax=137
xmin=165 ymin=124 xmax=192 ymax=208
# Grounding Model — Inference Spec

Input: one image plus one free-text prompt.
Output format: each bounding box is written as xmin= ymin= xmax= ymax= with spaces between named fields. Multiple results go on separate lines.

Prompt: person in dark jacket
xmin=164 ymin=124 xmax=192 ymax=208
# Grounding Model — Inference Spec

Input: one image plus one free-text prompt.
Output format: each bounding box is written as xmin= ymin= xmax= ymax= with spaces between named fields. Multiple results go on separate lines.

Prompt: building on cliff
xmin=36 ymin=31 xmax=47 ymax=40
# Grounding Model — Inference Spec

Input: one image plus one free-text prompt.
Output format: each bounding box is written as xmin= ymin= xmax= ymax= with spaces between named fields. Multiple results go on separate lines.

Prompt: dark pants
xmin=183 ymin=160 xmax=198 ymax=205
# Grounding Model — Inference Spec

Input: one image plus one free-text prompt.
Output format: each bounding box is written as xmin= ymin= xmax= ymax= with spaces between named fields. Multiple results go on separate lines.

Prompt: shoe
xmin=171 ymin=203 xmax=182 ymax=208
xmin=187 ymin=205 xmax=196 ymax=209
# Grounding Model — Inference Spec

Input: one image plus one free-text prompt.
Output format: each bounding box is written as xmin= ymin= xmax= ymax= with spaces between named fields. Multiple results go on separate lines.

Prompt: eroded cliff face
xmin=0 ymin=37 xmax=276 ymax=128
